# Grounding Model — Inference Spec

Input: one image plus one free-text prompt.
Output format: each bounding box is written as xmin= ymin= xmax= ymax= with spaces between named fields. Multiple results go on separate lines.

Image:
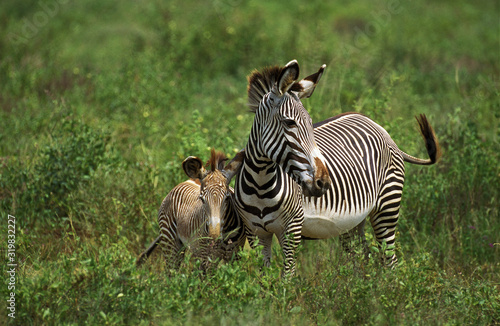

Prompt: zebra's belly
xmin=301 ymin=205 xmax=371 ymax=239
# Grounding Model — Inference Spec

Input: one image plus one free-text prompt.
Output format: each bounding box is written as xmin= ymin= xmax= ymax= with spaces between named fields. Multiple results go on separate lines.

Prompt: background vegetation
xmin=1 ymin=0 xmax=498 ymax=324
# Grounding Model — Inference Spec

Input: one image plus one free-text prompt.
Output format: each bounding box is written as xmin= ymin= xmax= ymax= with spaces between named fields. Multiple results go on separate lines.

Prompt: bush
xmin=1 ymin=115 xmax=112 ymax=227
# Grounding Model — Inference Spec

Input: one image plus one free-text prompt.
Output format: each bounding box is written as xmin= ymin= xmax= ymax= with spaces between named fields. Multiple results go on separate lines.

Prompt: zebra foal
xmin=234 ymin=60 xmax=441 ymax=277
xmin=136 ymin=149 xmax=246 ymax=269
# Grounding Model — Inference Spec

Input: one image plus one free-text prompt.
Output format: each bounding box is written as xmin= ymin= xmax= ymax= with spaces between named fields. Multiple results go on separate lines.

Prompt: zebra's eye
xmin=283 ymin=119 xmax=297 ymax=128
xmin=199 ymin=194 xmax=206 ymax=203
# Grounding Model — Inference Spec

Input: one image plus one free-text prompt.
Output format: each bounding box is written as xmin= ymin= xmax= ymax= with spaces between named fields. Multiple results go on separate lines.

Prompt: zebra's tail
xmin=136 ymin=235 xmax=161 ymax=266
xmin=401 ymin=114 xmax=442 ymax=165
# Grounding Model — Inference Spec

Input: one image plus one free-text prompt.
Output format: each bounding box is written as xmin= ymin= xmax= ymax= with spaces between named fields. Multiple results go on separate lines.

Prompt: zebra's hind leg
xmin=369 ymin=205 xmax=400 ymax=267
xmin=339 ymin=219 xmax=368 ymax=260
xmin=159 ymin=235 xmax=184 ymax=270
xmin=158 ymin=218 xmax=184 ymax=270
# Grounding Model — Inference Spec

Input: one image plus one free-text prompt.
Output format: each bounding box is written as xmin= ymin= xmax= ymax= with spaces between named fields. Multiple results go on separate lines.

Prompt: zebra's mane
xmin=247 ymin=64 xmax=306 ymax=112
xmin=247 ymin=65 xmax=284 ymax=113
xmin=207 ymin=148 xmax=227 ymax=171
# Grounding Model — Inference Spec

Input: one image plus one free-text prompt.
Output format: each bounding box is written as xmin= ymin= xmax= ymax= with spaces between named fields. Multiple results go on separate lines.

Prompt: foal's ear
xmin=182 ymin=156 xmax=207 ymax=180
xmin=276 ymin=60 xmax=300 ymax=96
xmin=223 ymin=149 xmax=245 ymax=184
xmin=291 ymin=64 xmax=326 ymax=99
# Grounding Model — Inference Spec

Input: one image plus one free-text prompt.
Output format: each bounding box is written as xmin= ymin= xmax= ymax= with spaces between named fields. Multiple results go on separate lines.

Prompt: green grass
xmin=1 ymin=0 xmax=499 ymax=324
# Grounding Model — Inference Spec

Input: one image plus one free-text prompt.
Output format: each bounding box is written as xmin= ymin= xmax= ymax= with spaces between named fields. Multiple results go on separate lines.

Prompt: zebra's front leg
xmin=245 ymin=227 xmax=275 ymax=270
xmin=244 ymin=224 xmax=259 ymax=250
xmin=277 ymin=228 xmax=302 ymax=278
xmin=259 ymin=233 xmax=274 ymax=268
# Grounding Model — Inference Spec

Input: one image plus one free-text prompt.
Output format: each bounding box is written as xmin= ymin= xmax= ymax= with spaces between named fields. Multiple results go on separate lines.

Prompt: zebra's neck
xmin=243 ymin=141 xmax=280 ymax=186
xmin=243 ymin=117 xmax=283 ymax=184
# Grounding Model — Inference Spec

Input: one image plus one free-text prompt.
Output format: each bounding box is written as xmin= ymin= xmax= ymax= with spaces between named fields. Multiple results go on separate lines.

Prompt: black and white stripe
xmin=303 ymin=113 xmax=409 ymax=265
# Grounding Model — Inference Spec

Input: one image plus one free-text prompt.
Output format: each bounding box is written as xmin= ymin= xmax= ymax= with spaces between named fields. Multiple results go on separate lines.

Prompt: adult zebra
xmin=234 ymin=60 xmax=441 ymax=277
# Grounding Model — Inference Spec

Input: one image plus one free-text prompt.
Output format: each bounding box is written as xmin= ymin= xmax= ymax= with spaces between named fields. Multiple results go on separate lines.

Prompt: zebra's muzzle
xmin=301 ymin=178 xmax=330 ymax=197
xmin=301 ymin=156 xmax=331 ymax=197
xmin=208 ymin=221 xmax=222 ymax=240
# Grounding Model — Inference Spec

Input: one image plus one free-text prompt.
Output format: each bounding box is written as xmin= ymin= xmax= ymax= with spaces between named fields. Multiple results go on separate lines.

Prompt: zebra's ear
xmin=182 ymin=156 xmax=207 ymax=180
xmin=276 ymin=60 xmax=300 ymax=96
xmin=291 ymin=64 xmax=326 ymax=99
xmin=222 ymin=149 xmax=245 ymax=184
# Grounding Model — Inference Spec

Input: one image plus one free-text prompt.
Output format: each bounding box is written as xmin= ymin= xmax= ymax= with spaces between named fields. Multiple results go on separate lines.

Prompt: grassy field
xmin=1 ymin=0 xmax=499 ymax=324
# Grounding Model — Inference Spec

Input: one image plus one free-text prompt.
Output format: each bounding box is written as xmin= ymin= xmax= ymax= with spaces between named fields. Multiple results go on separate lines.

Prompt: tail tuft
xmin=415 ymin=114 xmax=442 ymax=164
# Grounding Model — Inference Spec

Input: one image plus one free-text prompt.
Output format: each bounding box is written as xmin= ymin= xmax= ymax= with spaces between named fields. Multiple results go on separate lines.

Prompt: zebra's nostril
xmin=316 ymin=179 xmax=324 ymax=189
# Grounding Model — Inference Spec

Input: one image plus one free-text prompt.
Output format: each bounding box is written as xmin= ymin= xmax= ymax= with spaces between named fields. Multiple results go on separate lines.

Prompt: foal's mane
xmin=207 ymin=148 xmax=227 ymax=171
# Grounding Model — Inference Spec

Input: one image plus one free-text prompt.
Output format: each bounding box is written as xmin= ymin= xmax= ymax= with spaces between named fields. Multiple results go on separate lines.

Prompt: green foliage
xmin=0 ymin=0 xmax=498 ymax=324
xmin=176 ymin=110 xmax=239 ymax=161
xmin=400 ymin=107 xmax=499 ymax=268
xmin=1 ymin=114 xmax=113 ymax=227
xmin=35 ymin=117 xmax=107 ymax=203
xmin=10 ymin=235 xmax=498 ymax=325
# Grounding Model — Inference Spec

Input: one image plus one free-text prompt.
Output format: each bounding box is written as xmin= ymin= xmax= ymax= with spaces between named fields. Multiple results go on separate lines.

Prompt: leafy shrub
xmin=1 ymin=115 xmax=112 ymax=227
xmin=35 ymin=117 xmax=107 ymax=202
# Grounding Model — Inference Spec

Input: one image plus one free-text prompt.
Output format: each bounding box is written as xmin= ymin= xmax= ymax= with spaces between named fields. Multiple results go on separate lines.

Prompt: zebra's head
xmin=247 ymin=60 xmax=331 ymax=197
xmin=183 ymin=149 xmax=244 ymax=239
